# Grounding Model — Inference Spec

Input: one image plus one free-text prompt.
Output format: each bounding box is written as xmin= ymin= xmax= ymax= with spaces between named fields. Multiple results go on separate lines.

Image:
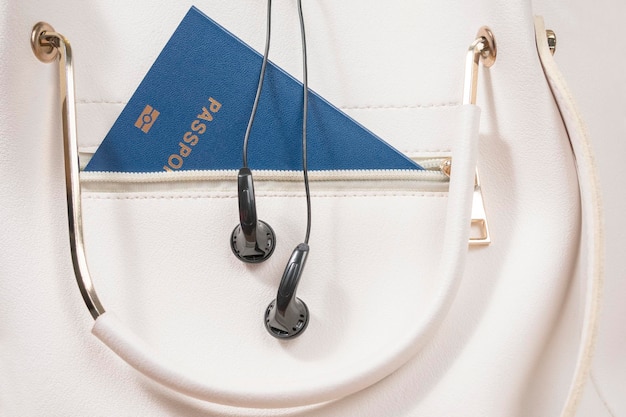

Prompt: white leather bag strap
xmin=91 ymin=106 xmax=480 ymax=408
xmin=533 ymin=17 xmax=606 ymax=417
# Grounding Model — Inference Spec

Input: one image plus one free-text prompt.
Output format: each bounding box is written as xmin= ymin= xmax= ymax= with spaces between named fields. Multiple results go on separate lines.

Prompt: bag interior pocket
xmin=77 ymin=105 xmax=480 ymax=405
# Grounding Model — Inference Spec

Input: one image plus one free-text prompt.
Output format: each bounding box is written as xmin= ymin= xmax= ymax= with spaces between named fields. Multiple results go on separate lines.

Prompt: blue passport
xmin=85 ymin=6 xmax=422 ymax=172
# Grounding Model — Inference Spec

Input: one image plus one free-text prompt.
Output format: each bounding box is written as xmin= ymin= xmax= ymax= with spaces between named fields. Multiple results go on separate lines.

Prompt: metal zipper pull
xmin=469 ymin=171 xmax=490 ymax=244
xmin=440 ymin=155 xmax=491 ymax=245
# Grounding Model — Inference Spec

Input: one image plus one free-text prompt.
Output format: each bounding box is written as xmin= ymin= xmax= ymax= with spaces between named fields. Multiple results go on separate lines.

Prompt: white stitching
xmin=340 ymin=103 xmax=460 ymax=110
xmin=401 ymin=149 xmax=452 ymax=153
xmin=76 ymin=101 xmax=461 ymax=109
xmin=590 ymin=371 xmax=617 ymax=417
xmin=77 ymin=100 xmax=127 ymax=105
xmin=84 ymin=193 xmax=447 ymax=200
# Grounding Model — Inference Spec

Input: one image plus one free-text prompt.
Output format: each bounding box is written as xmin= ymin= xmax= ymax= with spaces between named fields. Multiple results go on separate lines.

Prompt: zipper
xmin=80 ymin=157 xmax=490 ymax=245
xmin=79 ymin=159 xmax=452 ymax=195
xmin=80 ymin=158 xmax=452 ymax=184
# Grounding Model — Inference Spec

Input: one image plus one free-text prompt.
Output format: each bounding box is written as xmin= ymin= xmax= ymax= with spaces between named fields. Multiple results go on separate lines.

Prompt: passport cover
xmin=85 ymin=6 xmax=422 ymax=172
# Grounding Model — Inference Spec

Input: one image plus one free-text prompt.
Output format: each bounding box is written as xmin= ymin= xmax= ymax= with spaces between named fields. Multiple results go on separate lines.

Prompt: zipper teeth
xmin=81 ymin=164 xmax=449 ymax=184
xmin=418 ymin=158 xmax=447 ymax=170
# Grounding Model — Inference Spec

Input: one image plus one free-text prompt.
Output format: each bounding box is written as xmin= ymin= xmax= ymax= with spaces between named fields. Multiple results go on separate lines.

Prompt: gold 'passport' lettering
xmin=163 ymin=97 xmax=222 ymax=172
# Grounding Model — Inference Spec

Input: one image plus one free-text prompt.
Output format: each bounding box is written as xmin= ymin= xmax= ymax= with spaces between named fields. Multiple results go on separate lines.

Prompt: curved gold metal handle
xmin=464 ymin=26 xmax=497 ymax=246
xmin=31 ymin=22 xmax=105 ymax=319
xmin=30 ymin=20 xmax=497 ymax=318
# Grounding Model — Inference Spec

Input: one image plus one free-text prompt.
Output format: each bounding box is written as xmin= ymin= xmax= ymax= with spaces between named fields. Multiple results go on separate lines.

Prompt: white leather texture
xmin=534 ymin=16 xmax=604 ymax=417
xmin=0 ymin=1 xmax=600 ymax=416
xmin=531 ymin=3 xmax=626 ymax=416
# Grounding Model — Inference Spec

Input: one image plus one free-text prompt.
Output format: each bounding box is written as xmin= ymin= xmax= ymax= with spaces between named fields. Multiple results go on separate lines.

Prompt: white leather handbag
xmin=0 ymin=1 xmax=603 ymax=416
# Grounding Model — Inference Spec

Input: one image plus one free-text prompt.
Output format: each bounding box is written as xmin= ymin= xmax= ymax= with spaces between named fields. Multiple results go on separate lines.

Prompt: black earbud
xmin=231 ymin=167 xmax=276 ymax=263
xmin=236 ymin=0 xmax=312 ymax=338
xmin=265 ymin=243 xmax=310 ymax=339
xmin=263 ymin=0 xmax=312 ymax=339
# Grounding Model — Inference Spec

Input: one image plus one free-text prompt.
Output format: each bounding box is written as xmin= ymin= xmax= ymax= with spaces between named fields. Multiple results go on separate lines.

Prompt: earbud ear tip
xmin=265 ymin=298 xmax=309 ymax=339
xmin=230 ymin=220 xmax=276 ymax=263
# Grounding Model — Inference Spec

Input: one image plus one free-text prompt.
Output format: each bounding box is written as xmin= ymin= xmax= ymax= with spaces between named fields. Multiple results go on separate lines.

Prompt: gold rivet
xmin=546 ymin=29 xmax=557 ymax=55
xmin=440 ymin=158 xmax=452 ymax=178
xmin=476 ymin=26 xmax=497 ymax=68
xmin=31 ymin=22 xmax=59 ymax=63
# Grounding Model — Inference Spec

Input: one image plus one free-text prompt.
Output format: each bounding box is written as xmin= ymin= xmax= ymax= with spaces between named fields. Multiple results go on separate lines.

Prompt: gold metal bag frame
xmin=30 ymin=22 xmax=496 ymax=320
